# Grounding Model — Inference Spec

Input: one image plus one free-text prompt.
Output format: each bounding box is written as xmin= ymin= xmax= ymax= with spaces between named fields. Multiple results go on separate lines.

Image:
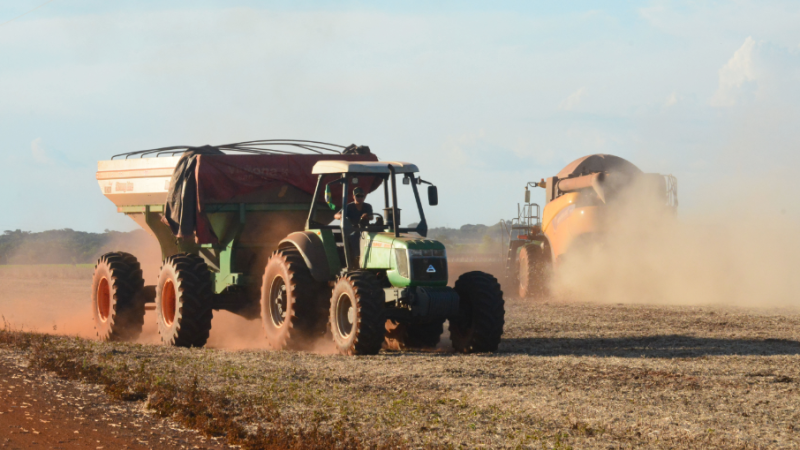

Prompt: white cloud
xmin=445 ymin=129 xmax=486 ymax=166
xmin=711 ymin=37 xmax=758 ymax=107
xmin=559 ymin=87 xmax=587 ymax=111
xmin=30 ymin=138 xmax=52 ymax=164
xmin=709 ymin=36 xmax=800 ymax=109
xmin=664 ymin=91 xmax=678 ymax=107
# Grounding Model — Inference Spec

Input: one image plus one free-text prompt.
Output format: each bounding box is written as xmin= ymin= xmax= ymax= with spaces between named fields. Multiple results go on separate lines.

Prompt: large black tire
xmin=261 ymin=248 xmax=329 ymax=350
xmin=518 ymin=245 xmax=548 ymax=299
xmin=156 ymin=253 xmax=214 ymax=348
xmin=384 ymin=319 xmax=445 ymax=350
xmin=450 ymin=271 xmax=505 ymax=353
xmin=91 ymin=252 xmax=145 ymax=342
xmin=329 ymin=271 xmax=385 ymax=355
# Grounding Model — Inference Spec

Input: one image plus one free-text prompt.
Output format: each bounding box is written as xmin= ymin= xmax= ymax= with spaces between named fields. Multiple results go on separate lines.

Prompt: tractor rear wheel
xmin=518 ymin=245 xmax=548 ymax=299
xmin=450 ymin=271 xmax=505 ymax=353
xmin=91 ymin=252 xmax=145 ymax=342
xmin=384 ymin=319 xmax=445 ymax=350
xmin=156 ymin=253 xmax=214 ymax=348
xmin=329 ymin=271 xmax=385 ymax=355
xmin=261 ymin=248 xmax=329 ymax=350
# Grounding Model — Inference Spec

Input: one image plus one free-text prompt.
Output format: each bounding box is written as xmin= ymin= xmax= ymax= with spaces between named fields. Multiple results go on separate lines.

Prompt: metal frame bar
xmin=111 ymin=140 xmax=347 ymax=160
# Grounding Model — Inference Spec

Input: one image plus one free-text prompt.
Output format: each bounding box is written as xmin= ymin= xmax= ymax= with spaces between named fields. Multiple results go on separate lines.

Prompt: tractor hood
xmin=374 ymin=233 xmax=447 ymax=287
xmin=387 ymin=235 xmax=446 ymax=253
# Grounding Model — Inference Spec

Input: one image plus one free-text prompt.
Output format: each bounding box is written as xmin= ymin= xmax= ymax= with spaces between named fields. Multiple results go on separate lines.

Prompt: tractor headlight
xmin=394 ymin=249 xmax=410 ymax=278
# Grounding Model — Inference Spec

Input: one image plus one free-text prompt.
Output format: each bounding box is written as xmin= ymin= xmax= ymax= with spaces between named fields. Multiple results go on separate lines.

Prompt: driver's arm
xmin=361 ymin=203 xmax=374 ymax=220
xmin=335 ymin=203 xmax=348 ymax=221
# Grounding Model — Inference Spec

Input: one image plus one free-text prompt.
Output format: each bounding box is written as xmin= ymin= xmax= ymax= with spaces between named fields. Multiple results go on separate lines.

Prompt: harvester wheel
xmin=518 ymin=245 xmax=548 ymax=299
xmin=329 ymin=271 xmax=385 ymax=355
xmin=261 ymin=248 xmax=329 ymax=350
xmin=91 ymin=252 xmax=145 ymax=342
xmin=156 ymin=253 xmax=214 ymax=348
xmin=383 ymin=319 xmax=444 ymax=350
xmin=449 ymin=271 xmax=505 ymax=353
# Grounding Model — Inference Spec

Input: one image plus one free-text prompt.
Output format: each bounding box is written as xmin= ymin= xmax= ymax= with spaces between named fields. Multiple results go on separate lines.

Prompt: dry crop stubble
xmin=2 ymin=294 xmax=800 ymax=449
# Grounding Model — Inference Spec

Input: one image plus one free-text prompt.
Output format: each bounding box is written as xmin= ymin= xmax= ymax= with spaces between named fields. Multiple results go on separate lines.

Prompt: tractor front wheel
xmin=91 ymin=252 xmax=145 ymax=342
xmin=261 ymin=248 xmax=329 ymax=350
xmin=329 ymin=271 xmax=385 ymax=355
xmin=156 ymin=253 xmax=214 ymax=348
xmin=450 ymin=271 xmax=505 ymax=353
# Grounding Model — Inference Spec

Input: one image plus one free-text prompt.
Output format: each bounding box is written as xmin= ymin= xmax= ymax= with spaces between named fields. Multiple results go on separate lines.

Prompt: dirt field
xmin=0 ymin=350 xmax=231 ymax=449
xmin=1 ymin=266 xmax=800 ymax=449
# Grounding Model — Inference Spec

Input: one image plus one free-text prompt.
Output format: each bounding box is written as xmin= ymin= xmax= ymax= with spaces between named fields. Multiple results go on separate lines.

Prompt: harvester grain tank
xmin=92 ymin=140 xmax=505 ymax=355
xmin=505 ymin=154 xmax=678 ymax=298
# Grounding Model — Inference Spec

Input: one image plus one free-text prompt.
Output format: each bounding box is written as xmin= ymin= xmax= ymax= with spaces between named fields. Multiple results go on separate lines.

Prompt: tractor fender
xmin=279 ymin=231 xmax=330 ymax=283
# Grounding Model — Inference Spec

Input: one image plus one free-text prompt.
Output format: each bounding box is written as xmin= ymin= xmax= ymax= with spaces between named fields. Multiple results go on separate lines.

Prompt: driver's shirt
xmin=341 ymin=202 xmax=373 ymax=224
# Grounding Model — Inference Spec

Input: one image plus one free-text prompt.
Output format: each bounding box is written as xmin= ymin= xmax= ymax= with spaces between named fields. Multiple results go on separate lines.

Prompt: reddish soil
xmin=0 ymin=351 xmax=230 ymax=450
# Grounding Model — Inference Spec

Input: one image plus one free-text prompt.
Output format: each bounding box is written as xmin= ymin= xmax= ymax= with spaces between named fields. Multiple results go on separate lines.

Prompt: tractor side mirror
xmin=524 ymin=187 xmax=531 ymax=204
xmin=428 ymin=186 xmax=438 ymax=206
xmin=324 ymin=184 xmax=336 ymax=210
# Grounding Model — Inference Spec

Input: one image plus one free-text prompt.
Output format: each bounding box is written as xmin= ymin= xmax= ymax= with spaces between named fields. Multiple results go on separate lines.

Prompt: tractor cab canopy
xmin=306 ymin=159 xmax=436 ymax=264
xmin=312 ymin=160 xmax=419 ymax=175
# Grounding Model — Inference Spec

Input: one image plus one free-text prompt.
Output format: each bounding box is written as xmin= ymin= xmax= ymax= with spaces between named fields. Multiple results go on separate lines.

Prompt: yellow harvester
xmin=506 ymin=154 xmax=677 ymax=298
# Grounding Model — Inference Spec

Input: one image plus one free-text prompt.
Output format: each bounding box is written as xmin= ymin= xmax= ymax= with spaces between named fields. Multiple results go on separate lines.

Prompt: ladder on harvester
xmin=500 ymin=202 xmax=541 ymax=281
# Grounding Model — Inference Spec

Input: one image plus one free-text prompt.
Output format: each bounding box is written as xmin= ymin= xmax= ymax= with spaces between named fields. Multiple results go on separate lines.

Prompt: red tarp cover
xmin=192 ymin=153 xmax=380 ymax=243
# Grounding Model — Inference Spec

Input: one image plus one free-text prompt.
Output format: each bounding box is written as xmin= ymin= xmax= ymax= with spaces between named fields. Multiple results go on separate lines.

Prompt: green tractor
xmin=265 ymin=161 xmax=506 ymax=355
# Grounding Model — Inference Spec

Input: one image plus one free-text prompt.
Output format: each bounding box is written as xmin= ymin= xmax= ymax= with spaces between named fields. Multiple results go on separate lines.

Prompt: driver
xmin=334 ymin=187 xmax=373 ymax=226
xmin=335 ymin=187 xmax=373 ymax=261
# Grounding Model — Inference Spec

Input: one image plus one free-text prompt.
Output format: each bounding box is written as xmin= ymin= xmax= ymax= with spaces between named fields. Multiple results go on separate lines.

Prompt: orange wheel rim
xmin=162 ymin=279 xmax=177 ymax=326
xmin=97 ymin=277 xmax=111 ymax=322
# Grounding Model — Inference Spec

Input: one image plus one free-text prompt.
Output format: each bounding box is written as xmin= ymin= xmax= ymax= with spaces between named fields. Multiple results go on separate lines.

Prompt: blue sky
xmin=1 ymin=0 xmax=799 ymax=232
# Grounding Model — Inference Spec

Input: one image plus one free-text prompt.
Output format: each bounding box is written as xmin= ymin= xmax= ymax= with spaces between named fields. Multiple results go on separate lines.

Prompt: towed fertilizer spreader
xmin=92 ymin=141 xmax=377 ymax=347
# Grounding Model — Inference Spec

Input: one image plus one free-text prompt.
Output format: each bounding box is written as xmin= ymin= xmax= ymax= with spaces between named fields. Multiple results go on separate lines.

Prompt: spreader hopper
xmin=91 ymin=140 xmax=379 ymax=346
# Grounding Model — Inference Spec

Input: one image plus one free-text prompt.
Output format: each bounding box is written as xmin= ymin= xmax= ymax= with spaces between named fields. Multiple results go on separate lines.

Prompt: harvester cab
xmin=269 ymin=161 xmax=506 ymax=355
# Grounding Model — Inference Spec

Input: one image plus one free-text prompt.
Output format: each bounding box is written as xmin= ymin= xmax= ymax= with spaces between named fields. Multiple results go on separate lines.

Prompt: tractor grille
xmin=410 ymin=257 xmax=448 ymax=282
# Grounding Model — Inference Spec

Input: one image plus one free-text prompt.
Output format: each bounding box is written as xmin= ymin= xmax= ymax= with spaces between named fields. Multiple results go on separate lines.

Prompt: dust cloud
xmin=0 ymin=231 xmax=162 ymax=339
xmin=550 ymin=178 xmax=800 ymax=309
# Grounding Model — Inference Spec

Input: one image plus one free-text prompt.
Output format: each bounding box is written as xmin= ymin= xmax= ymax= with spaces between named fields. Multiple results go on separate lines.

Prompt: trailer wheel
xmin=384 ymin=319 xmax=444 ymax=350
xmin=156 ymin=253 xmax=214 ymax=348
xmin=261 ymin=248 xmax=328 ymax=350
xmin=518 ymin=245 xmax=548 ymax=299
xmin=450 ymin=271 xmax=505 ymax=353
xmin=329 ymin=271 xmax=385 ymax=355
xmin=91 ymin=252 xmax=145 ymax=342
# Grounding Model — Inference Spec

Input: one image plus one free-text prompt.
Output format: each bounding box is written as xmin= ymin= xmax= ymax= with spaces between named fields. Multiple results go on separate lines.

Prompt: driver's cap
xmin=353 ymin=187 xmax=365 ymax=196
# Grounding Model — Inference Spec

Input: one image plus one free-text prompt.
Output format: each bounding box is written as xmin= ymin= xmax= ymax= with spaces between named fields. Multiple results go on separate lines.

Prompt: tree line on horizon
xmin=0 ymin=229 xmax=150 ymax=265
xmin=0 ymin=223 xmax=507 ymax=265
